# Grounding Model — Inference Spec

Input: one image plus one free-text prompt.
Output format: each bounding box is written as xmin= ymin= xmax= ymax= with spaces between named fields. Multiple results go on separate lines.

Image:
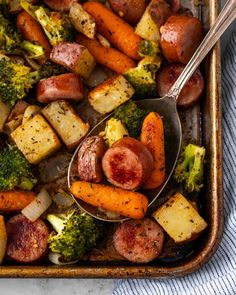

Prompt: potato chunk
xmin=0 ymin=99 xmax=11 ymax=132
xmin=0 ymin=215 xmax=7 ymax=264
xmin=88 ymin=75 xmax=134 ymax=114
xmin=153 ymin=193 xmax=207 ymax=243
xmin=42 ymin=100 xmax=90 ymax=150
xmin=11 ymin=114 xmax=61 ymax=164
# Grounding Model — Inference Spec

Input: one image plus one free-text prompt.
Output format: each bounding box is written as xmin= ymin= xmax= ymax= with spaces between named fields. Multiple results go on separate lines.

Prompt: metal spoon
xmin=68 ymin=0 xmax=236 ymax=222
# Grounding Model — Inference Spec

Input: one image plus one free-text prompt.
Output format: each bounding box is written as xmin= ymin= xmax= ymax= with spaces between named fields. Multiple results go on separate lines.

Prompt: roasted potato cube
xmin=0 ymin=216 xmax=7 ymax=264
xmin=153 ymin=193 xmax=207 ymax=243
xmin=50 ymin=42 xmax=96 ymax=79
xmin=88 ymin=75 xmax=135 ymax=114
xmin=69 ymin=2 xmax=96 ymax=39
xmin=0 ymin=99 xmax=11 ymax=132
xmin=22 ymin=105 xmax=42 ymax=124
xmin=42 ymin=100 xmax=90 ymax=150
xmin=11 ymin=114 xmax=61 ymax=164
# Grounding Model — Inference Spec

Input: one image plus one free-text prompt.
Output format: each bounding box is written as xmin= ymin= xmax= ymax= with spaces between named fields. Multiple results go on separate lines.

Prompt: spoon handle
xmin=167 ymin=0 xmax=236 ymax=99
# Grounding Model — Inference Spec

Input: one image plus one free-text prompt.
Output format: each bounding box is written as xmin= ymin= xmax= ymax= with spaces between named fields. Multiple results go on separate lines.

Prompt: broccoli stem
xmin=20 ymin=40 xmax=45 ymax=60
xmin=19 ymin=177 xmax=36 ymax=190
xmin=47 ymin=214 xmax=65 ymax=234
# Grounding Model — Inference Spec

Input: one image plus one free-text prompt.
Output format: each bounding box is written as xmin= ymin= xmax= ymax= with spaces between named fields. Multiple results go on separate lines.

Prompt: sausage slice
xmin=157 ymin=64 xmax=204 ymax=108
xmin=78 ymin=136 xmax=107 ymax=183
xmin=161 ymin=15 xmax=203 ymax=64
xmin=102 ymin=137 xmax=153 ymax=190
xmin=6 ymin=214 xmax=49 ymax=263
xmin=37 ymin=73 xmax=84 ymax=103
xmin=114 ymin=218 xmax=164 ymax=263
xmin=43 ymin=0 xmax=77 ymax=11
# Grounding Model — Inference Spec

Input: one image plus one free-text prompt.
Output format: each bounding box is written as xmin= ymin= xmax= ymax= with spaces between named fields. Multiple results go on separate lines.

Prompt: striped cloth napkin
xmin=113 ymin=27 xmax=236 ymax=295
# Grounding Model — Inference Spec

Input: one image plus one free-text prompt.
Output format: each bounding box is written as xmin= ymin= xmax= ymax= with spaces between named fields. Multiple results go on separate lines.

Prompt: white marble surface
xmin=0 ymin=1 xmax=234 ymax=294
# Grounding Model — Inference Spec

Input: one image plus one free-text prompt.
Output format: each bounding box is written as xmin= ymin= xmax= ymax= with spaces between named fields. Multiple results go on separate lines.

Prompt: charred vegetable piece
xmin=174 ymin=144 xmax=206 ymax=192
xmin=0 ymin=215 xmax=7 ymax=264
xmin=114 ymin=100 xmax=148 ymax=139
xmin=38 ymin=60 xmax=68 ymax=80
xmin=153 ymin=193 xmax=207 ymax=243
xmin=47 ymin=209 xmax=103 ymax=262
xmin=0 ymin=145 xmax=37 ymax=191
xmin=138 ymin=40 xmax=160 ymax=57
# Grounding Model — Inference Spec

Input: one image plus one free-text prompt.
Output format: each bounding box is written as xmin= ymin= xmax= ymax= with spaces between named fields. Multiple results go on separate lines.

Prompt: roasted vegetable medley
xmin=0 ymin=0 xmax=207 ymax=265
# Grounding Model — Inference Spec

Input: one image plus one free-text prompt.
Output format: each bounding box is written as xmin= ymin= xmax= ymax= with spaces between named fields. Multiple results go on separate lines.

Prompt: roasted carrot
xmin=70 ymin=181 xmax=148 ymax=219
xmin=141 ymin=112 xmax=165 ymax=189
xmin=0 ymin=216 xmax=7 ymax=264
xmin=76 ymin=34 xmax=136 ymax=74
xmin=17 ymin=11 xmax=52 ymax=61
xmin=83 ymin=2 xmax=142 ymax=60
xmin=0 ymin=190 xmax=35 ymax=213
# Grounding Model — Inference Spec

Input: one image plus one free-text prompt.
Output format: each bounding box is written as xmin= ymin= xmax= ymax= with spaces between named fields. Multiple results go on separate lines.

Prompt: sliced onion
xmin=22 ymin=189 xmax=52 ymax=222
xmin=48 ymin=252 xmax=78 ymax=265
xmin=53 ymin=190 xmax=75 ymax=209
xmin=85 ymin=66 xmax=108 ymax=88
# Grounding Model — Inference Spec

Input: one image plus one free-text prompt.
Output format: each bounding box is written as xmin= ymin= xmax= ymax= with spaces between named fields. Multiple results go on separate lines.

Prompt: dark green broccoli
xmin=0 ymin=145 xmax=37 ymax=191
xmin=124 ymin=56 xmax=162 ymax=98
xmin=114 ymin=100 xmax=148 ymax=138
xmin=47 ymin=210 xmax=103 ymax=262
xmin=138 ymin=40 xmax=160 ymax=57
xmin=20 ymin=40 xmax=45 ymax=60
xmin=38 ymin=60 xmax=68 ymax=80
xmin=0 ymin=57 xmax=37 ymax=106
xmin=35 ymin=7 xmax=74 ymax=46
xmin=174 ymin=144 xmax=206 ymax=193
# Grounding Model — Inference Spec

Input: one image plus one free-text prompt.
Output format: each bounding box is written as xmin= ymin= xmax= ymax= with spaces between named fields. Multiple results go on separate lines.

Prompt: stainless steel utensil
xmin=68 ymin=0 xmax=236 ymax=222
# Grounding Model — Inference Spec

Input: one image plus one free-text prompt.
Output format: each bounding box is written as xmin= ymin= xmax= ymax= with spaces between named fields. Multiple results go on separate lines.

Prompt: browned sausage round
xmin=114 ymin=218 xmax=164 ymax=263
xmin=160 ymin=15 xmax=203 ymax=64
xmin=43 ymin=0 xmax=77 ymax=11
xmin=165 ymin=0 xmax=180 ymax=13
xmin=156 ymin=64 xmax=204 ymax=108
xmin=107 ymin=0 xmax=146 ymax=24
xmin=17 ymin=11 xmax=52 ymax=61
xmin=6 ymin=214 xmax=49 ymax=263
xmin=37 ymin=73 xmax=84 ymax=103
xmin=78 ymin=136 xmax=107 ymax=183
xmin=102 ymin=137 xmax=153 ymax=190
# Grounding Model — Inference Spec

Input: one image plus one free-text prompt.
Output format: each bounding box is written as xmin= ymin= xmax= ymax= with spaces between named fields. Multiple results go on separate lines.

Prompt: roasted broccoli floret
xmin=0 ymin=10 xmax=21 ymax=53
xmin=47 ymin=210 xmax=103 ymax=262
xmin=0 ymin=145 xmax=37 ymax=191
xmin=174 ymin=144 xmax=206 ymax=193
xmin=114 ymin=100 xmax=148 ymax=138
xmin=35 ymin=7 xmax=74 ymax=46
xmin=124 ymin=56 xmax=162 ymax=98
xmin=38 ymin=60 xmax=68 ymax=80
xmin=0 ymin=57 xmax=37 ymax=106
xmin=138 ymin=40 xmax=160 ymax=57
xmin=21 ymin=40 xmax=45 ymax=60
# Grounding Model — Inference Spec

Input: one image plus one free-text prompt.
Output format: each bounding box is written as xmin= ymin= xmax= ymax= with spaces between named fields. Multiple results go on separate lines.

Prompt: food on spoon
xmin=6 ymin=214 xmax=49 ymax=263
xmin=0 ymin=145 xmax=37 ymax=191
xmin=70 ymin=181 xmax=148 ymax=219
xmin=156 ymin=64 xmax=204 ymax=108
xmin=17 ymin=11 xmax=52 ymax=60
xmin=50 ymin=42 xmax=96 ymax=79
xmin=69 ymin=2 xmax=96 ymax=39
xmin=160 ymin=15 xmax=203 ymax=64
xmin=113 ymin=218 xmax=164 ymax=263
xmin=88 ymin=75 xmax=134 ymax=114
xmin=114 ymin=100 xmax=148 ymax=138
xmin=42 ymin=100 xmax=90 ymax=150
xmin=76 ymin=34 xmax=136 ymax=74
xmin=135 ymin=0 xmax=171 ymax=41
xmin=11 ymin=114 xmax=61 ymax=164
xmin=0 ymin=216 xmax=7 ymax=264
xmin=100 ymin=118 xmax=129 ymax=147
xmin=77 ymin=136 xmax=107 ymax=183
xmin=141 ymin=112 xmax=165 ymax=189
xmin=43 ymin=0 xmax=78 ymax=11
xmin=138 ymin=40 xmax=160 ymax=57
xmin=174 ymin=144 xmax=206 ymax=193
xmin=47 ymin=209 xmax=103 ymax=262
xmin=34 ymin=6 xmax=74 ymax=46
xmin=102 ymin=137 xmax=154 ymax=190
xmin=37 ymin=73 xmax=84 ymax=103
xmin=124 ymin=55 xmax=162 ymax=98
xmin=107 ymin=0 xmax=146 ymax=24
xmin=22 ymin=105 xmax=42 ymax=123
xmin=153 ymin=193 xmax=207 ymax=243
xmin=83 ymin=1 xmax=142 ymax=60
xmin=0 ymin=190 xmax=35 ymax=214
